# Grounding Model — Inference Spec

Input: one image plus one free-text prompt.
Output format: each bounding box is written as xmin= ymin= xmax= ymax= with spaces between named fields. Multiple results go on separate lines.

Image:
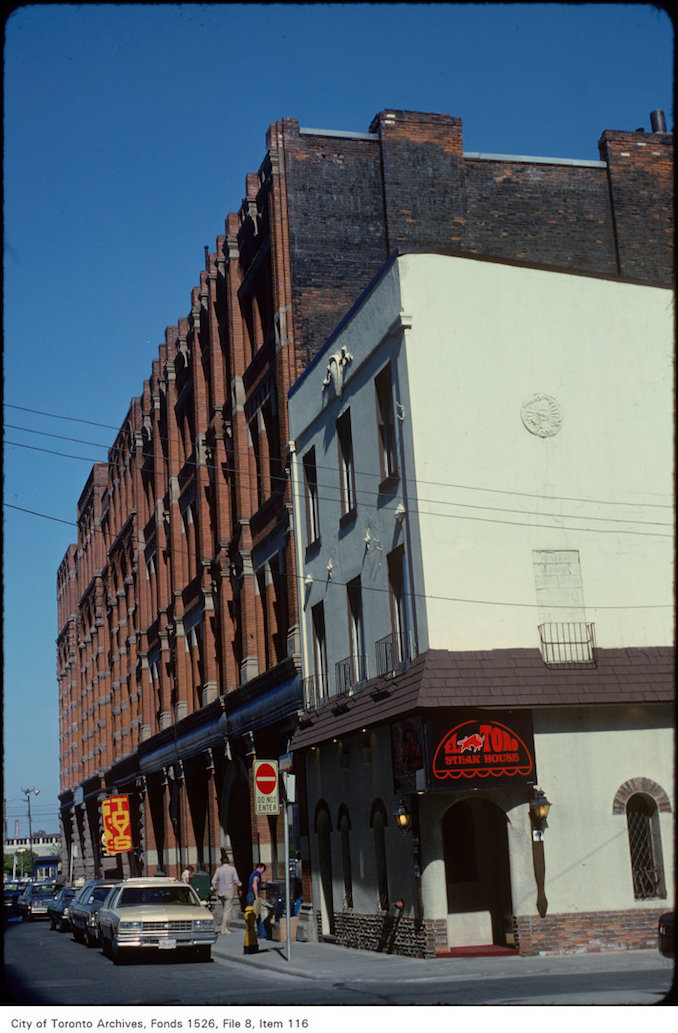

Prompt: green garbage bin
xmin=190 ymin=871 xmax=211 ymax=901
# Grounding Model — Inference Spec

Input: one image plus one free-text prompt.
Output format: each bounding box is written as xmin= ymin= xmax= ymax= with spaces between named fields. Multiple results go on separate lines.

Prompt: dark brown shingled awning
xmin=290 ymin=646 xmax=674 ymax=751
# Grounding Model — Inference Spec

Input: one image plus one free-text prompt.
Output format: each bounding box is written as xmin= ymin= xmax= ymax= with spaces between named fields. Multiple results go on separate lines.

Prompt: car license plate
xmin=158 ymin=939 xmax=176 ymax=950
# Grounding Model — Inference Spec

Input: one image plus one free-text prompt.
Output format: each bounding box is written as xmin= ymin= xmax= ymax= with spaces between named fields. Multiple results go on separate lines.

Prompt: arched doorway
xmin=315 ymin=805 xmax=335 ymax=937
xmin=442 ymin=797 xmax=513 ymax=947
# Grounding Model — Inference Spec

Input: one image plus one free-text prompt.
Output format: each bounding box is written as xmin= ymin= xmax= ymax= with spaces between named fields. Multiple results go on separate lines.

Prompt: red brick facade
xmin=514 ymin=908 xmax=666 ymax=955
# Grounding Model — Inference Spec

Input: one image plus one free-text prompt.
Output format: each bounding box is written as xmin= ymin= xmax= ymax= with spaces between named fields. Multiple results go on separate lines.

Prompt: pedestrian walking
xmin=246 ymin=862 xmax=266 ymax=918
xmin=211 ymin=852 xmax=242 ymax=934
xmin=181 ymin=864 xmax=195 ymax=885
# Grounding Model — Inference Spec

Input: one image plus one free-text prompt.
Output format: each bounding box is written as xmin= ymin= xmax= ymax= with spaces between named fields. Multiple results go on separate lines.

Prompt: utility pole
xmin=21 ymin=787 xmax=40 ymax=869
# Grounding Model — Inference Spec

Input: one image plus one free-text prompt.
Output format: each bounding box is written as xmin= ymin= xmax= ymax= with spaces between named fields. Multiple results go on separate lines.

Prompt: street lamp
xmin=21 ymin=786 xmax=40 ymax=854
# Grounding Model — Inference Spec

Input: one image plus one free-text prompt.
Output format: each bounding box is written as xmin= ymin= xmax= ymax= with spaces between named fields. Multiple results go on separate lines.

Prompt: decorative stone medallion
xmin=521 ymin=394 xmax=563 ymax=437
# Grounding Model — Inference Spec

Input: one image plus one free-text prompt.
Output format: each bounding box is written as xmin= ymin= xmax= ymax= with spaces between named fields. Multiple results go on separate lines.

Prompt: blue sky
xmin=2 ymin=3 xmax=673 ymax=839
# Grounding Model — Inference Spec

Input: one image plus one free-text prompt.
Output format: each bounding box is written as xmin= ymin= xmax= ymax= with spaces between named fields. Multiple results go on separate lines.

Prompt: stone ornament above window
xmin=521 ymin=393 xmax=563 ymax=437
xmin=322 ymin=345 xmax=354 ymax=399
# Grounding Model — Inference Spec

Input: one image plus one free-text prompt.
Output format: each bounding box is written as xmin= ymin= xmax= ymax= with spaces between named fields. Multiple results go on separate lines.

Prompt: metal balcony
xmin=375 ymin=633 xmax=413 ymax=678
xmin=538 ymin=622 xmax=596 ymax=667
xmin=335 ymin=654 xmax=368 ymax=696
xmin=303 ymin=674 xmax=327 ymax=709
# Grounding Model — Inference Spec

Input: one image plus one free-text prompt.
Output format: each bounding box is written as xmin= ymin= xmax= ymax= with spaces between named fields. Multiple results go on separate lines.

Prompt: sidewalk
xmin=211 ymin=910 xmax=674 ymax=986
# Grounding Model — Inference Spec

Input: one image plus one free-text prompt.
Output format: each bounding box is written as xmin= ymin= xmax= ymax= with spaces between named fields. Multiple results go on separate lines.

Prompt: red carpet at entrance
xmin=436 ymin=944 xmax=519 ymax=958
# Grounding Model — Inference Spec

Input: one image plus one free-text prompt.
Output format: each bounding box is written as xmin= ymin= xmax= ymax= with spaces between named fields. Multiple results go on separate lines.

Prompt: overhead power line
xmin=5 ymin=444 xmax=674 ymax=542
xmin=4 ymin=401 xmax=673 ymax=511
xmin=4 ymin=429 xmax=673 ymax=536
xmin=3 ymin=501 xmax=673 ymax=611
xmin=4 ymin=426 xmax=674 ymax=528
xmin=4 ymin=402 xmax=120 ymax=431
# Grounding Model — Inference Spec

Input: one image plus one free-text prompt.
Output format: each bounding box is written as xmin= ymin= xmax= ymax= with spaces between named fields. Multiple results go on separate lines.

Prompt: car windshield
xmin=117 ymin=886 xmax=198 ymax=907
xmin=33 ymin=884 xmax=56 ymax=897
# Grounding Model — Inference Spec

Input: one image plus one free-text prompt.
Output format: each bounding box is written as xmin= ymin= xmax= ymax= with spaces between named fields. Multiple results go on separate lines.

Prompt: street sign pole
xmin=279 ymin=753 xmax=295 ymax=963
xmin=283 ymin=776 xmax=291 ymax=962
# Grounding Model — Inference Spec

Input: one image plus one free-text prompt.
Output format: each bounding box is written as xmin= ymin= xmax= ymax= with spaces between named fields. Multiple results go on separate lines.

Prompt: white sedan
xmin=98 ymin=877 xmax=217 ymax=964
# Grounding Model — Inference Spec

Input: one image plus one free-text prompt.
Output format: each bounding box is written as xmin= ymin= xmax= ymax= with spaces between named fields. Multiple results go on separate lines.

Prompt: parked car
xmin=98 ymin=877 xmax=217 ymax=964
xmin=658 ymin=911 xmax=674 ymax=958
xmin=16 ymin=881 xmax=57 ymax=920
xmin=4 ymin=881 xmax=27 ymax=920
xmin=47 ymin=886 xmax=78 ymax=931
xmin=70 ymin=880 xmax=119 ymax=946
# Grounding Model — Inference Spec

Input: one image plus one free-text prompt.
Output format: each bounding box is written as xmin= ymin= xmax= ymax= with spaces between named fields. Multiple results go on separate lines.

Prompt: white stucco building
xmin=288 ymin=251 xmax=674 ymax=956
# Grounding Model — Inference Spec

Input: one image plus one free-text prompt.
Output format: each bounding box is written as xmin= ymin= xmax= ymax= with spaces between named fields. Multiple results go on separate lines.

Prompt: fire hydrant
xmin=243 ymin=905 xmax=259 ymax=954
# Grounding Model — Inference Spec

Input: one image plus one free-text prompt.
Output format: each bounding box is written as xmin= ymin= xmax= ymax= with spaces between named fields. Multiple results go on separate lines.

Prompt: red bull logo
xmin=457 ymin=732 xmax=485 ymax=753
xmin=431 ymin=718 xmax=534 ymax=783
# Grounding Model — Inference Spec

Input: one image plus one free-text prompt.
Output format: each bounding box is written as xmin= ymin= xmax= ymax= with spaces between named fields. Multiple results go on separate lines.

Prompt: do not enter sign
xmin=254 ymin=759 xmax=279 ymax=814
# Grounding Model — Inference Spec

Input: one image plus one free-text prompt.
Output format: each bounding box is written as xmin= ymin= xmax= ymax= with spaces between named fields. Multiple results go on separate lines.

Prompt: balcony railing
xmin=375 ymin=632 xmax=414 ymax=678
xmin=538 ymin=622 xmax=596 ymax=667
xmin=335 ymin=654 xmax=368 ymax=696
xmin=303 ymin=674 xmax=327 ymax=709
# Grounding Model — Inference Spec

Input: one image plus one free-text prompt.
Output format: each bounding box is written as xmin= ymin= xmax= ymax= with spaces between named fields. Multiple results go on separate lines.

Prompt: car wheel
xmin=101 ymin=933 xmax=112 ymax=958
xmin=84 ymin=927 xmax=97 ymax=948
xmin=72 ymin=925 xmax=84 ymax=943
xmin=50 ymin=917 xmax=57 ymax=930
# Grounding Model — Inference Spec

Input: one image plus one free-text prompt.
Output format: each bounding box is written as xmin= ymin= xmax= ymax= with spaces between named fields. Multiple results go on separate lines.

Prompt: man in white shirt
xmin=211 ymin=852 xmax=242 ymax=934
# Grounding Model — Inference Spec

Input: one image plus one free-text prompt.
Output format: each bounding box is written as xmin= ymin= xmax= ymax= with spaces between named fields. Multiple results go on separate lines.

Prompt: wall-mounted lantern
xmin=394 ymin=798 xmax=412 ymax=833
xmin=529 ymin=788 xmax=552 ymax=830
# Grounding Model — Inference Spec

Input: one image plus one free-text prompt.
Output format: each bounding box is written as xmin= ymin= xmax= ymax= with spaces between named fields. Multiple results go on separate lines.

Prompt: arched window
xmin=370 ymin=801 xmax=389 ymax=911
xmin=338 ymin=806 xmax=353 ymax=909
xmin=626 ymin=793 xmax=666 ymax=900
xmin=314 ymin=801 xmax=334 ymax=936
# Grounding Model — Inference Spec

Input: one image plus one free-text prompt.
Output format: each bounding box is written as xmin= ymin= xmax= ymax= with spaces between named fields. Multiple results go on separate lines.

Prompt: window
xmin=270 ymin=552 xmax=288 ymax=664
xmin=248 ymin=415 xmax=263 ymax=509
xmin=145 ymin=544 xmax=158 ymax=609
xmin=180 ymin=494 xmax=198 ymax=582
xmin=248 ymin=392 xmax=280 ymax=510
xmin=262 ymin=397 xmax=281 ymax=495
xmin=337 ymin=409 xmax=356 ymax=518
xmin=256 ymin=567 xmax=270 ymax=670
xmin=533 ymin=551 xmax=594 ymax=665
xmin=303 ymin=447 xmax=321 ymax=547
xmin=388 ymin=546 xmax=409 ymax=665
xmin=375 ymin=364 xmax=398 ymax=485
xmin=347 ymin=577 xmax=366 ymax=683
xmin=312 ymin=602 xmax=328 ymax=702
xmin=626 ymin=794 xmax=666 ymax=899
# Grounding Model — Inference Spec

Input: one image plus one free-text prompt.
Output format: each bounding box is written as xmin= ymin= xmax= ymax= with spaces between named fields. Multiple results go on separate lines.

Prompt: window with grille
xmin=626 ymin=794 xmax=666 ymax=899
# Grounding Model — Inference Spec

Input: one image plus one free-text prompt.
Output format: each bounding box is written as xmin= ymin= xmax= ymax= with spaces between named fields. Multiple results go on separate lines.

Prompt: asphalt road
xmin=3 ymin=916 xmax=675 ymax=1009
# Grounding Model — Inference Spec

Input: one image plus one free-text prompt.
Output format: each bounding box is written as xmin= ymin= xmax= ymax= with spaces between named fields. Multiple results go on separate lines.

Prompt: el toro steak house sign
xmin=428 ymin=711 xmax=535 ymax=787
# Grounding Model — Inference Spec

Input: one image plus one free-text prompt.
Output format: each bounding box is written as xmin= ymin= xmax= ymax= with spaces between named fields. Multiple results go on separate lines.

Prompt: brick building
xmin=57 ymin=110 xmax=672 ymax=904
